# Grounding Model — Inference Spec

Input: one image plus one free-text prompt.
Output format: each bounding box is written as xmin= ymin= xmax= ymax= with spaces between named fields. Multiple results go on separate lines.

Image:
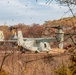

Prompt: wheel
xmin=35 ymin=50 xmax=40 ymax=53
xmin=19 ymin=46 xmax=25 ymax=53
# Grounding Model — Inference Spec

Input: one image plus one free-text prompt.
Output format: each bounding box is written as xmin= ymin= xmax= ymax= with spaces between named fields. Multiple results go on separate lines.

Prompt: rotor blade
xmin=51 ymin=25 xmax=63 ymax=29
xmin=51 ymin=27 xmax=58 ymax=29
xmin=0 ymin=40 xmax=17 ymax=42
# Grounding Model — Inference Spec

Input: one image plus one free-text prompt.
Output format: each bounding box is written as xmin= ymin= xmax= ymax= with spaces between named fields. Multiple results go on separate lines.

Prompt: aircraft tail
xmin=0 ymin=31 xmax=4 ymax=41
xmin=17 ymin=31 xmax=24 ymax=46
xmin=17 ymin=31 xmax=39 ymax=52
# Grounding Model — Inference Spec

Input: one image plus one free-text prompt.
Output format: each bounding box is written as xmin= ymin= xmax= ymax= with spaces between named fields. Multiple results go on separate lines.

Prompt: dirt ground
xmin=0 ymin=48 xmax=70 ymax=75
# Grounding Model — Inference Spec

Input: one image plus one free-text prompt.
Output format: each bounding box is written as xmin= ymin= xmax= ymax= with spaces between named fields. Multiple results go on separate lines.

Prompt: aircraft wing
xmin=0 ymin=37 xmax=56 ymax=43
xmin=35 ymin=37 xmax=56 ymax=42
xmin=0 ymin=40 xmax=17 ymax=42
xmin=23 ymin=37 xmax=56 ymax=42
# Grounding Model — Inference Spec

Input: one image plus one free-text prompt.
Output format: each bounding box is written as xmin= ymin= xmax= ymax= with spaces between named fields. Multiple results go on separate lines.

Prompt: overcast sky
xmin=0 ymin=0 xmax=76 ymax=25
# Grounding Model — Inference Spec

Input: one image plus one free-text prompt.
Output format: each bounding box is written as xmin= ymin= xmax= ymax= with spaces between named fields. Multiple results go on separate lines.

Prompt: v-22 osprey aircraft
xmin=0 ymin=27 xmax=55 ymax=53
xmin=0 ymin=26 xmax=64 ymax=53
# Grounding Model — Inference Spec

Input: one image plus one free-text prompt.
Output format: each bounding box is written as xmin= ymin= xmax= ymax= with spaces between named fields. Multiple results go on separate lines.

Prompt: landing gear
xmin=18 ymin=46 xmax=32 ymax=53
xmin=19 ymin=46 xmax=25 ymax=53
xmin=35 ymin=50 xmax=40 ymax=53
xmin=0 ymin=42 xmax=5 ymax=46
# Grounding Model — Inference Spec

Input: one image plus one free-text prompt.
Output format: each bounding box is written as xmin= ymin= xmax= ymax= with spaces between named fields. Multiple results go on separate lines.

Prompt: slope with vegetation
xmin=0 ymin=16 xmax=76 ymax=75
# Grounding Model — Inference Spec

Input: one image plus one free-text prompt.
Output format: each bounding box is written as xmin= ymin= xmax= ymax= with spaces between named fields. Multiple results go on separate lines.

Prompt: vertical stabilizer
xmin=17 ymin=31 xmax=24 ymax=46
xmin=0 ymin=31 xmax=4 ymax=41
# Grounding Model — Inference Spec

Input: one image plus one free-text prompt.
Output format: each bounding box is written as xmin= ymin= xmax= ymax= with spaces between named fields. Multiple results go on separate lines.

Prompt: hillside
xmin=0 ymin=17 xmax=76 ymax=49
xmin=0 ymin=16 xmax=76 ymax=75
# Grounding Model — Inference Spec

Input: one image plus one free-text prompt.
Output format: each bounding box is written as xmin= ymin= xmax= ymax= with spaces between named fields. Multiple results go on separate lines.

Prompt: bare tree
xmin=0 ymin=52 xmax=13 ymax=71
xmin=56 ymin=0 xmax=76 ymax=5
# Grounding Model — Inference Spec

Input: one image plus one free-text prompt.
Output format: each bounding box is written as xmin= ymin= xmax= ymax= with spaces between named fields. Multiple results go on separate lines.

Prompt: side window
xmin=44 ymin=43 xmax=47 ymax=48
